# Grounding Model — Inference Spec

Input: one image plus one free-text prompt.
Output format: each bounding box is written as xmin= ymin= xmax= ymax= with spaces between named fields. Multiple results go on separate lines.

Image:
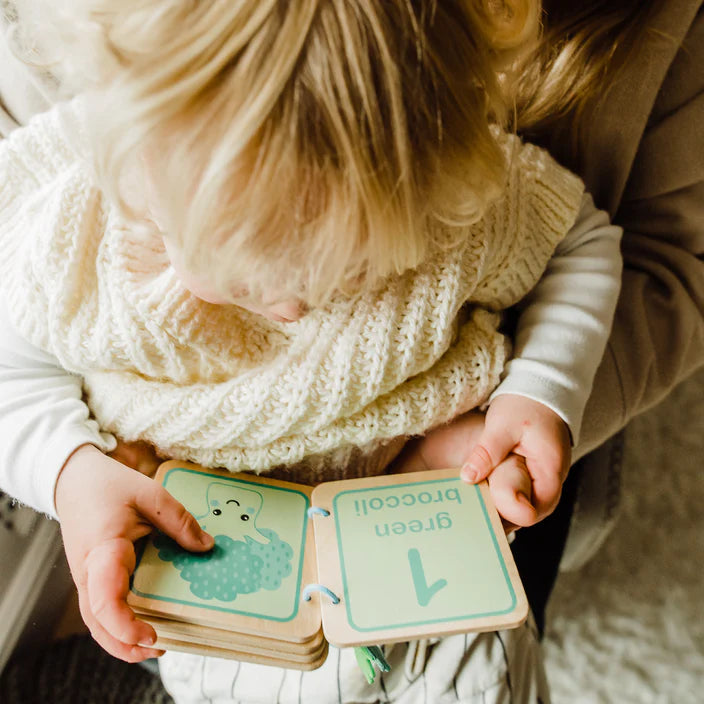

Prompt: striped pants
xmin=159 ymin=617 xmax=549 ymax=704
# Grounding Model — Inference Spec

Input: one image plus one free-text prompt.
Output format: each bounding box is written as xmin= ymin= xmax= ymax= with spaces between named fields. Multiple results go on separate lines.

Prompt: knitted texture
xmin=0 ymin=102 xmax=585 ymax=483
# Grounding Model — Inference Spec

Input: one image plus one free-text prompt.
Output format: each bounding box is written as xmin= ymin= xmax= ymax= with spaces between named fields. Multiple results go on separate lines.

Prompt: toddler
xmin=0 ymin=1 xmax=622 ymax=701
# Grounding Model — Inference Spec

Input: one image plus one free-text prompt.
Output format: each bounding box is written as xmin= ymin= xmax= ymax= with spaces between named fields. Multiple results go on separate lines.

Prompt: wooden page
xmin=141 ymin=615 xmax=325 ymax=656
xmin=128 ymin=462 xmax=321 ymax=644
xmin=154 ymin=635 xmax=329 ymax=671
xmin=146 ymin=619 xmax=326 ymax=664
xmin=311 ymin=468 xmax=528 ymax=647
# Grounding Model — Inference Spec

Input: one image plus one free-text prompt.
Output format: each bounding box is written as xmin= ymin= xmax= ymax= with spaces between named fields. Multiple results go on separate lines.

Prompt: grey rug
xmin=0 ymin=634 xmax=173 ymax=704
xmin=545 ymin=367 xmax=704 ymax=703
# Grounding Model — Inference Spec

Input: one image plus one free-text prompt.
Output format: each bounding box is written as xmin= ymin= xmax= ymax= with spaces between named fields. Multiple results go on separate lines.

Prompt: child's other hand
xmin=55 ymin=445 xmax=214 ymax=662
xmin=389 ymin=414 xmax=534 ymax=529
xmin=461 ymin=394 xmax=571 ymax=529
xmin=108 ymin=439 xmax=161 ymax=477
xmin=390 ymin=412 xmax=487 ymax=474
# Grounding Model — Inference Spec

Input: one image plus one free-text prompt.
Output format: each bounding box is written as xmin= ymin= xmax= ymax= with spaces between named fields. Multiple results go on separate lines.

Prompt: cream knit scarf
xmin=0 ymin=103 xmax=584 ymax=483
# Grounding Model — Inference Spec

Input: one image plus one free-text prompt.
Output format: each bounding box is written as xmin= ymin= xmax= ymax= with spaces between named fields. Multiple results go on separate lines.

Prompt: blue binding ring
xmin=301 ymin=584 xmax=340 ymax=604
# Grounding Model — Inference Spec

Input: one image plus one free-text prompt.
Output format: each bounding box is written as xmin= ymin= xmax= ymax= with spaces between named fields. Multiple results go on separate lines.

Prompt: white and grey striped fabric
xmin=159 ymin=619 xmax=549 ymax=704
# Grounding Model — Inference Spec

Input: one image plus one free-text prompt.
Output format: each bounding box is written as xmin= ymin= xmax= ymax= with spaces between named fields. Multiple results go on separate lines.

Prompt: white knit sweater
xmin=0 ymin=102 xmax=584 ymax=484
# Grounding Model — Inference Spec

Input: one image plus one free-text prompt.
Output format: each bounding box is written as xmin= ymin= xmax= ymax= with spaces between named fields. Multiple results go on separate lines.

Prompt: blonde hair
xmin=20 ymin=1 xmax=540 ymax=305
xmin=511 ymin=0 xmax=668 ymax=156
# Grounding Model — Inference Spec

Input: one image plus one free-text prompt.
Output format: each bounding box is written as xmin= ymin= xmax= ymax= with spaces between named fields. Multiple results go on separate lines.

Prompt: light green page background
xmin=333 ymin=478 xmax=516 ymax=631
xmin=131 ymin=468 xmax=309 ymax=621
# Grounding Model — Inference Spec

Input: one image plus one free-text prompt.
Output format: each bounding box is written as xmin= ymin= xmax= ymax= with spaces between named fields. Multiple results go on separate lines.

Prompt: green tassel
xmin=354 ymin=645 xmax=392 ymax=683
xmin=354 ymin=647 xmax=376 ymax=684
xmin=366 ymin=645 xmax=391 ymax=672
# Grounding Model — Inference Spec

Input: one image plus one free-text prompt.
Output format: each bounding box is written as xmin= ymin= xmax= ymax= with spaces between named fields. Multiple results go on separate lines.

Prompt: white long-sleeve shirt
xmin=0 ymin=193 xmax=622 ymax=519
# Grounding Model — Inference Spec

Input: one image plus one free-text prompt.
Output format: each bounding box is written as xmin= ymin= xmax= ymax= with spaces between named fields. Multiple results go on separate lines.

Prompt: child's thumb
xmin=460 ymin=429 xmax=515 ymax=484
xmin=136 ymin=484 xmax=214 ymax=551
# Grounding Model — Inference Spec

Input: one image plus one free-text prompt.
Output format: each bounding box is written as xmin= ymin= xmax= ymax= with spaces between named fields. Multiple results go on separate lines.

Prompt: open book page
xmin=127 ymin=462 xmax=527 ymax=666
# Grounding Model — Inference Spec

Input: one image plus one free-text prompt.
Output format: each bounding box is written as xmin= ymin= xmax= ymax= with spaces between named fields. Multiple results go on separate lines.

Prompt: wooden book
xmin=127 ymin=461 xmax=527 ymax=670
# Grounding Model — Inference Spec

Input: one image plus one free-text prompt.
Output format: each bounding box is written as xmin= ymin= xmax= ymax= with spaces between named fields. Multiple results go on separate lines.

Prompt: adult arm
xmin=576 ymin=8 xmax=704 ymax=459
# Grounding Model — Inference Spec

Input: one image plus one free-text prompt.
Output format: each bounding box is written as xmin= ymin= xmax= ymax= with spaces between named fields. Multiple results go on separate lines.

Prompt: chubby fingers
xmin=460 ymin=425 xmax=516 ymax=484
xmin=80 ymin=480 xmax=213 ymax=663
xmin=527 ymin=467 xmax=563 ymax=521
xmin=83 ymin=538 xmax=163 ymax=662
xmin=133 ymin=482 xmax=214 ymax=551
xmin=78 ymin=594 xmax=164 ymax=663
xmin=486 ymin=455 xmax=538 ymax=530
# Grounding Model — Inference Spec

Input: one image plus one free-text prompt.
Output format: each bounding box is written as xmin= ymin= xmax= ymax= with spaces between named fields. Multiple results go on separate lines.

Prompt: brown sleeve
xmin=576 ymin=8 xmax=704 ymax=458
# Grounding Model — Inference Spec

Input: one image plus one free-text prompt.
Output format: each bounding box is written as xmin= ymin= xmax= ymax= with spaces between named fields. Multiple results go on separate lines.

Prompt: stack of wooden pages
xmin=128 ymin=462 xmax=527 ymax=671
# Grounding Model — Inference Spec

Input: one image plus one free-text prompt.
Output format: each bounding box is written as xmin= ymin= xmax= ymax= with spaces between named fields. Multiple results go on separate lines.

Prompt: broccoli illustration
xmin=154 ymin=481 xmax=294 ymax=601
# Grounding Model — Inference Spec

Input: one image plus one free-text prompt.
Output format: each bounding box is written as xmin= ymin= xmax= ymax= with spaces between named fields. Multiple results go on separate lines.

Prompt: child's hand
xmin=55 ymin=445 xmax=214 ymax=662
xmin=389 ymin=413 xmax=529 ymax=529
xmin=107 ymin=439 xmax=162 ymax=477
xmin=389 ymin=396 xmax=570 ymax=531
xmin=461 ymin=394 xmax=571 ymax=528
xmin=390 ymin=412 xmax=488 ymax=474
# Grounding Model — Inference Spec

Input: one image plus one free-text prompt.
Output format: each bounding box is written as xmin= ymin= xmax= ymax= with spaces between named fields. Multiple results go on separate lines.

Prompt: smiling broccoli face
xmin=196 ymin=482 xmax=268 ymax=543
xmin=154 ymin=481 xmax=294 ymax=601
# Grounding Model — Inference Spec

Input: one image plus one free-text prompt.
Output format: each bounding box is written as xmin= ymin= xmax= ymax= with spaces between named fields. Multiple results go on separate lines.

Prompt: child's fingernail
xmin=144 ymin=634 xmax=156 ymax=646
xmin=460 ymin=463 xmax=478 ymax=482
xmin=200 ymin=532 xmax=214 ymax=547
